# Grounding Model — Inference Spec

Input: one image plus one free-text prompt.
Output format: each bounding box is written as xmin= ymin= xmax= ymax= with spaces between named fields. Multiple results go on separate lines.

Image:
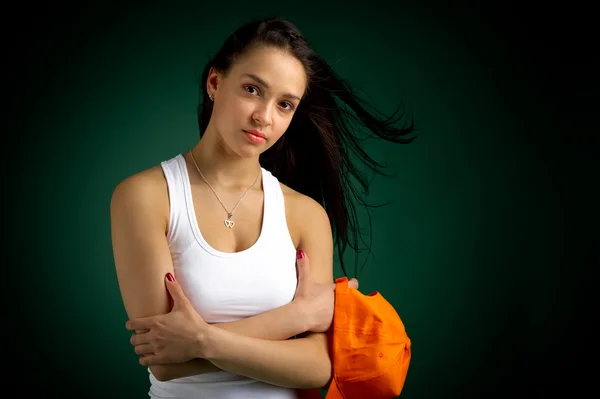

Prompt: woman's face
xmin=206 ymin=45 xmax=307 ymax=158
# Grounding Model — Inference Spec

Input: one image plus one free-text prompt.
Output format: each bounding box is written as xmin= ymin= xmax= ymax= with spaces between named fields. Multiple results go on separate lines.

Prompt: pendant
xmin=224 ymin=214 xmax=235 ymax=229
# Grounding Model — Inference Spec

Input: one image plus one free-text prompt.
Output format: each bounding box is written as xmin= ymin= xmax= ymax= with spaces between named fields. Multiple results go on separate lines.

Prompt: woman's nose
xmin=252 ymin=104 xmax=272 ymax=127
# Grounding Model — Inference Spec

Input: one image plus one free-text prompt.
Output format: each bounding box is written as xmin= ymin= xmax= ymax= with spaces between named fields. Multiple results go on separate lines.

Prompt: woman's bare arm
xmin=212 ymin=300 xmax=309 ymax=340
xmin=111 ymin=168 xmax=314 ymax=380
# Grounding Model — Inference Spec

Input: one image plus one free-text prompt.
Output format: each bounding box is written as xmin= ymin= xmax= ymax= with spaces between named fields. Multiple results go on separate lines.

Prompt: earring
xmin=208 ymin=93 xmax=213 ymax=101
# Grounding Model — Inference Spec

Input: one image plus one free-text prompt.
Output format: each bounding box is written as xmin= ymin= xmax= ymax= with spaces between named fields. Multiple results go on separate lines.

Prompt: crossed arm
xmin=110 ymin=171 xmax=334 ymax=388
xmin=135 ymin=299 xmax=315 ymax=382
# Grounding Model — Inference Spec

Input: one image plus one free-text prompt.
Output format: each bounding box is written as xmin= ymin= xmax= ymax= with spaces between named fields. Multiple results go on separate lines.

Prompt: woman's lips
xmin=244 ymin=130 xmax=266 ymax=143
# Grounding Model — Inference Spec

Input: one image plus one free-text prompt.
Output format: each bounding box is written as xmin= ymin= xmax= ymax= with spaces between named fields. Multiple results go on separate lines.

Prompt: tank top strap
xmin=160 ymin=154 xmax=196 ymax=253
xmin=259 ymin=167 xmax=296 ymax=253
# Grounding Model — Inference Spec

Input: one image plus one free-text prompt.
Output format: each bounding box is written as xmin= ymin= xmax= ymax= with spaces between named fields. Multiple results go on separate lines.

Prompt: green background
xmin=8 ymin=1 xmax=594 ymax=398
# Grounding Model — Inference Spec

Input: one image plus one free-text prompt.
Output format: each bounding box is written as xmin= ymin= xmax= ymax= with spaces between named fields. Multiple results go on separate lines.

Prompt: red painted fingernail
xmin=166 ymin=272 xmax=175 ymax=281
xmin=296 ymin=250 xmax=305 ymax=259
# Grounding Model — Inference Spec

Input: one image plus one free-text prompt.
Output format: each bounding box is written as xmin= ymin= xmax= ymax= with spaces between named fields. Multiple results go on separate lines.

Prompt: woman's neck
xmin=189 ymin=132 xmax=261 ymax=190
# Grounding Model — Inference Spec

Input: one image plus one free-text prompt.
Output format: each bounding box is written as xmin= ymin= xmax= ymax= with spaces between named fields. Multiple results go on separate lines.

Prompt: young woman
xmin=111 ymin=16 xmax=415 ymax=398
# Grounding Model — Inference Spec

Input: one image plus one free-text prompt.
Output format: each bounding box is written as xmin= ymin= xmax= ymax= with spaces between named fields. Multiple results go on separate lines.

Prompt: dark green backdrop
xmin=9 ymin=1 xmax=594 ymax=398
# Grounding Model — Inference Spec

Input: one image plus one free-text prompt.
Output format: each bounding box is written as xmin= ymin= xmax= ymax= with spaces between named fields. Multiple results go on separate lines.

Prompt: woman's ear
xmin=206 ymin=67 xmax=220 ymax=97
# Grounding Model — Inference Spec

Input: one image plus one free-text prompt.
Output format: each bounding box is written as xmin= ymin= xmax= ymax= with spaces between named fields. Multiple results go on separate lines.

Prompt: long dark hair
xmin=198 ymin=17 xmax=417 ymax=277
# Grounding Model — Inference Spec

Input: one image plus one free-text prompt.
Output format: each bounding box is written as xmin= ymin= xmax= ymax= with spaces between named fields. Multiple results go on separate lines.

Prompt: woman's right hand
xmin=292 ymin=250 xmax=359 ymax=333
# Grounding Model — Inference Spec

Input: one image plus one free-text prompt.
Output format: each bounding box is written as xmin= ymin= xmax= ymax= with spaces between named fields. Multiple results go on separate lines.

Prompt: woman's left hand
xmin=126 ymin=273 xmax=207 ymax=366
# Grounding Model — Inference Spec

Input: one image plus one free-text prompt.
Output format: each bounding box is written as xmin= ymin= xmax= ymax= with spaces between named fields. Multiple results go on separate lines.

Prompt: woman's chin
xmin=233 ymin=144 xmax=265 ymax=159
xmin=231 ymin=138 xmax=270 ymax=159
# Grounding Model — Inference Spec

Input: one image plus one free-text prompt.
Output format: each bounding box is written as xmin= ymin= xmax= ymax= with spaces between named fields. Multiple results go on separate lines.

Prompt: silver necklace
xmin=189 ymin=150 xmax=261 ymax=229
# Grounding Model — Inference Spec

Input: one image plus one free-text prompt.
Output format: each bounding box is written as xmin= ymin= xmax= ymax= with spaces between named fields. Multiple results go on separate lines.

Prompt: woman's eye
xmin=281 ymin=102 xmax=295 ymax=111
xmin=244 ymin=85 xmax=259 ymax=95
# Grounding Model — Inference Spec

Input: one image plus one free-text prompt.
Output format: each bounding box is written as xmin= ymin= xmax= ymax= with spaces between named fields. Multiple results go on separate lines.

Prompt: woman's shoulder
xmin=280 ymin=183 xmax=322 ymax=212
xmin=280 ymin=182 xmax=331 ymax=232
xmin=113 ymin=164 xmax=166 ymax=195
xmin=279 ymin=182 xmax=333 ymax=260
xmin=110 ymin=163 xmax=169 ymax=219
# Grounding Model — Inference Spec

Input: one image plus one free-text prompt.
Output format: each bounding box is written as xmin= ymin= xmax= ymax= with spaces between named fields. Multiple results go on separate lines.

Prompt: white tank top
xmin=148 ymin=154 xmax=299 ymax=399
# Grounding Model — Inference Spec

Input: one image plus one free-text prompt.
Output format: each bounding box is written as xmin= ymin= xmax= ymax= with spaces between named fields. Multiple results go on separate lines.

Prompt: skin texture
xmin=111 ymin=45 xmax=358 ymax=387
